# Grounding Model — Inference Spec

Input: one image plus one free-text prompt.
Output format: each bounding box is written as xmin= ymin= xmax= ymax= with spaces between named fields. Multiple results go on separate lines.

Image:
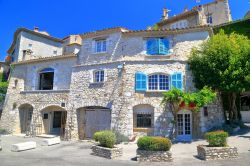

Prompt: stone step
xmin=11 ymin=142 xmax=36 ymax=152
xmin=41 ymin=137 xmax=61 ymax=146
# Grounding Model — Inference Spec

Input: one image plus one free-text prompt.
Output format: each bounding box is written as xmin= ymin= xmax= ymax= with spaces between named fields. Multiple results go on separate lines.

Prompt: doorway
xmin=176 ymin=110 xmax=192 ymax=142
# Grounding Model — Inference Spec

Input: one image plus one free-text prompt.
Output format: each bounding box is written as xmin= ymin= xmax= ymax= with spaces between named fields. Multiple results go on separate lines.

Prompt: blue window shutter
xmin=171 ymin=73 xmax=183 ymax=90
xmin=135 ymin=72 xmax=147 ymax=91
xmin=159 ymin=38 xmax=170 ymax=55
xmin=147 ymin=38 xmax=159 ymax=55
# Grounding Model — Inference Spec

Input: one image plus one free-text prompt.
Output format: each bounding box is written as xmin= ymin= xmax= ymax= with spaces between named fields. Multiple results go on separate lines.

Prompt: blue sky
xmin=0 ymin=0 xmax=249 ymax=60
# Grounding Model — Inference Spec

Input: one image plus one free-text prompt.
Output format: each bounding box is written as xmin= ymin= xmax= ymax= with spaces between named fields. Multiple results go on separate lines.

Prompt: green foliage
xmin=188 ymin=31 xmax=250 ymax=93
xmin=205 ymin=130 xmax=228 ymax=147
xmin=95 ymin=130 xmax=116 ymax=148
xmin=137 ymin=136 xmax=172 ymax=151
xmin=0 ymin=82 xmax=8 ymax=102
xmin=162 ymin=87 xmax=216 ymax=112
xmin=0 ymin=128 xmax=9 ymax=135
xmin=213 ymin=19 xmax=250 ymax=39
xmin=93 ymin=131 xmax=103 ymax=142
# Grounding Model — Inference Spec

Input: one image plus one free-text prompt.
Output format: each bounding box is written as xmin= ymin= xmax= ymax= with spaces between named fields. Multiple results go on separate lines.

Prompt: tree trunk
xmin=228 ymin=92 xmax=238 ymax=123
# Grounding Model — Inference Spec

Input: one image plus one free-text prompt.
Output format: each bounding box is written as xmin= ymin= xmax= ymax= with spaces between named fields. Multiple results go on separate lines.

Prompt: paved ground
xmin=0 ymin=126 xmax=250 ymax=166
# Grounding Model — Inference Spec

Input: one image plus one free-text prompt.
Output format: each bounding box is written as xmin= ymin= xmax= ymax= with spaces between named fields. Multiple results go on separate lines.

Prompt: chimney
xmin=34 ymin=27 xmax=39 ymax=32
xmin=162 ymin=7 xmax=170 ymax=20
xmin=183 ymin=6 xmax=188 ymax=12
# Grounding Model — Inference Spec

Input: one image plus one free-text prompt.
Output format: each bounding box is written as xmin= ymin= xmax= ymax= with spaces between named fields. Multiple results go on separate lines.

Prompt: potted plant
xmin=136 ymin=136 xmax=172 ymax=162
xmin=197 ymin=130 xmax=238 ymax=160
xmin=92 ymin=130 xmax=122 ymax=159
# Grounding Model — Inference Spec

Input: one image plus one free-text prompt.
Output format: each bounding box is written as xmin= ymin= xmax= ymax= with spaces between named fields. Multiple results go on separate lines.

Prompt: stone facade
xmin=0 ymin=9 xmax=225 ymax=141
xmin=158 ymin=0 xmax=232 ymax=29
xmin=91 ymin=145 xmax=123 ymax=159
xmin=197 ymin=145 xmax=238 ymax=160
xmin=136 ymin=149 xmax=173 ymax=162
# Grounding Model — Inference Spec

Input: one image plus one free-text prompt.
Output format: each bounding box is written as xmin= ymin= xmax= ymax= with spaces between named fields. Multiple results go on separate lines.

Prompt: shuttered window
xmin=147 ymin=38 xmax=170 ymax=55
xmin=135 ymin=72 xmax=147 ymax=91
xmin=171 ymin=73 xmax=183 ymax=90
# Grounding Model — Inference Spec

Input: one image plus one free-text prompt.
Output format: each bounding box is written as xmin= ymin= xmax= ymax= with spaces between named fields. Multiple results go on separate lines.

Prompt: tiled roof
xmin=157 ymin=10 xmax=198 ymax=26
xmin=81 ymin=27 xmax=129 ymax=38
xmin=123 ymin=25 xmax=212 ymax=36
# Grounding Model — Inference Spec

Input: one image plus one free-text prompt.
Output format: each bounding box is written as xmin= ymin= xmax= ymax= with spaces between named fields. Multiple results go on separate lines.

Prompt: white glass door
xmin=177 ymin=111 xmax=192 ymax=142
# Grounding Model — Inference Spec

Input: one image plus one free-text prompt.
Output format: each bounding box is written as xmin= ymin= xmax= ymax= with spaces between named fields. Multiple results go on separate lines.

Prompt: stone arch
xmin=40 ymin=105 xmax=67 ymax=137
xmin=18 ymin=103 xmax=34 ymax=134
xmin=76 ymin=106 xmax=111 ymax=139
xmin=133 ymin=104 xmax=155 ymax=136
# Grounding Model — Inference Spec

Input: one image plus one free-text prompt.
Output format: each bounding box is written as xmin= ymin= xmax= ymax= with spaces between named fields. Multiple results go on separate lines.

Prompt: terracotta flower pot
xmin=189 ymin=102 xmax=196 ymax=108
xmin=179 ymin=101 xmax=185 ymax=108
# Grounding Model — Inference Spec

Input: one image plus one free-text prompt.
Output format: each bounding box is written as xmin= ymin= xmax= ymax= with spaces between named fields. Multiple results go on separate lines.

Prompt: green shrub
xmin=205 ymin=130 xmax=228 ymax=147
xmin=137 ymin=136 xmax=172 ymax=151
xmin=93 ymin=131 xmax=103 ymax=142
xmin=97 ymin=130 xmax=116 ymax=148
xmin=0 ymin=128 xmax=9 ymax=135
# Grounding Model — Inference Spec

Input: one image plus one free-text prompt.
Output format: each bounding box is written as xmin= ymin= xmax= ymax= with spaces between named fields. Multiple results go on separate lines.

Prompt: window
xmin=147 ymin=38 xmax=170 ymax=55
xmin=28 ymin=44 xmax=32 ymax=48
xmin=95 ymin=40 xmax=107 ymax=53
xmin=135 ymin=72 xmax=183 ymax=92
xmin=136 ymin=114 xmax=152 ymax=128
xmin=171 ymin=73 xmax=183 ymax=90
xmin=39 ymin=68 xmax=54 ymax=90
xmin=148 ymin=74 xmax=169 ymax=91
xmin=53 ymin=50 xmax=57 ymax=55
xmin=207 ymin=14 xmax=213 ymax=24
xmin=93 ymin=70 xmax=104 ymax=83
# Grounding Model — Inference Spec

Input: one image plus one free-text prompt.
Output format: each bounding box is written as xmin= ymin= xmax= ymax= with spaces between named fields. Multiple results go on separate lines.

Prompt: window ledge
xmin=21 ymin=89 xmax=70 ymax=94
xmin=146 ymin=90 xmax=168 ymax=93
xmin=92 ymin=52 xmax=107 ymax=55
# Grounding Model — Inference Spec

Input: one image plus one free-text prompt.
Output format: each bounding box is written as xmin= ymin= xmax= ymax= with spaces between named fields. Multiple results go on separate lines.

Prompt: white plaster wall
xmin=24 ymin=58 xmax=76 ymax=91
xmin=17 ymin=32 xmax=63 ymax=61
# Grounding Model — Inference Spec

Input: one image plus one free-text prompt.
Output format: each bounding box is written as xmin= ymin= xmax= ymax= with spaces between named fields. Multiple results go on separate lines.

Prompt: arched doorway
xmin=133 ymin=104 xmax=154 ymax=135
xmin=19 ymin=104 xmax=33 ymax=134
xmin=176 ymin=110 xmax=192 ymax=142
xmin=41 ymin=106 xmax=67 ymax=137
xmin=77 ymin=106 xmax=111 ymax=139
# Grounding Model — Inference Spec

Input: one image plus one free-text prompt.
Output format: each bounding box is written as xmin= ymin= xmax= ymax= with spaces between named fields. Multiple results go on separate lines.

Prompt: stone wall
xmin=91 ymin=145 xmax=123 ymax=159
xmin=137 ymin=149 xmax=173 ymax=162
xmin=197 ymin=145 xmax=238 ymax=160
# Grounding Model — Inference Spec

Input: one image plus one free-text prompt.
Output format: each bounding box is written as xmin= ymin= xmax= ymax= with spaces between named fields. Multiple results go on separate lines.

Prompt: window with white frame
xmin=95 ymin=39 xmax=107 ymax=53
xmin=148 ymin=74 xmax=169 ymax=91
xmin=93 ymin=70 xmax=104 ymax=83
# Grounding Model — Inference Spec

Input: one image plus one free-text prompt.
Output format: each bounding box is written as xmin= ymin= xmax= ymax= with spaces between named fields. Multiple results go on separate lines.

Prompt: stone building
xmin=0 ymin=0 xmax=230 ymax=141
xmin=157 ymin=0 xmax=232 ymax=30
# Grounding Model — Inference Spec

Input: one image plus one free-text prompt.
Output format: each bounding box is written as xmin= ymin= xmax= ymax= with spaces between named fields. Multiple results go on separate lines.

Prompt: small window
xmin=28 ymin=44 xmax=32 ymax=48
xmin=95 ymin=40 xmax=107 ymax=53
xmin=136 ymin=114 xmax=152 ymax=128
xmin=207 ymin=14 xmax=213 ymax=24
xmin=93 ymin=70 xmax=104 ymax=83
xmin=148 ymin=74 xmax=169 ymax=91
xmin=53 ymin=50 xmax=57 ymax=55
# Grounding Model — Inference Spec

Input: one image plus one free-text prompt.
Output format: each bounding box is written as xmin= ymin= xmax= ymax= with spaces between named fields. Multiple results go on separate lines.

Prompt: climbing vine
xmin=161 ymin=87 xmax=216 ymax=140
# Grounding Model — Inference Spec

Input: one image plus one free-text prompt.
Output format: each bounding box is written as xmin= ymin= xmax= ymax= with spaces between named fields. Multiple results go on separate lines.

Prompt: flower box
xmin=197 ymin=145 xmax=238 ymax=160
xmin=136 ymin=149 xmax=173 ymax=162
xmin=91 ymin=145 xmax=122 ymax=159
